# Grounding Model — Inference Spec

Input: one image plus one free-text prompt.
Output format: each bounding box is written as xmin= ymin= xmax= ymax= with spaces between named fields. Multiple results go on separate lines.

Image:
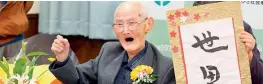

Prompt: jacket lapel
xmin=131 ymin=43 xmax=155 ymax=70
xmin=102 ymin=42 xmax=157 ymax=84
xmin=130 ymin=43 xmax=159 ymax=84
xmin=103 ymin=51 xmax=125 ymax=84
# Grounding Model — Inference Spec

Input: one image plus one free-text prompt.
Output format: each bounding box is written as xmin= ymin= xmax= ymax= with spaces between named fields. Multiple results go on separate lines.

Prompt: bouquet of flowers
xmin=130 ymin=65 xmax=158 ymax=84
xmin=0 ymin=41 xmax=49 ymax=84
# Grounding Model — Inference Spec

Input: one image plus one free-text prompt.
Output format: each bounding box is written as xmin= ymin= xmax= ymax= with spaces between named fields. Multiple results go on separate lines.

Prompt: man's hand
xmin=240 ymin=31 xmax=255 ymax=63
xmin=51 ymin=35 xmax=70 ymax=62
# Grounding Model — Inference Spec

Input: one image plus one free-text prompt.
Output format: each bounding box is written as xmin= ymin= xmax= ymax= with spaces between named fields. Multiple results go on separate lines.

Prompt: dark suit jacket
xmin=49 ymin=41 xmax=175 ymax=84
xmin=244 ymin=21 xmax=263 ymax=84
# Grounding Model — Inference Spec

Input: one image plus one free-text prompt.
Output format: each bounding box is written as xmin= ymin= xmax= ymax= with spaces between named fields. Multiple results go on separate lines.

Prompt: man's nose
xmin=123 ymin=26 xmax=131 ymax=34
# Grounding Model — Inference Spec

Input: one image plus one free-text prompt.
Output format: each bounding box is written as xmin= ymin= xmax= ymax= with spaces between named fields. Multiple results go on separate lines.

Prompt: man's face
xmin=113 ymin=8 xmax=148 ymax=53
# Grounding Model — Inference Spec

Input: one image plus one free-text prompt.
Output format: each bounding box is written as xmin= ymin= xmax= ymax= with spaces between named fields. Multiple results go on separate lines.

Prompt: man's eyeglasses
xmin=112 ymin=18 xmax=148 ymax=32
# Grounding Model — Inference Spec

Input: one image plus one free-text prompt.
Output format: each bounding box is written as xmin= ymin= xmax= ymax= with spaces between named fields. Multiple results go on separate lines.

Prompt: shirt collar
xmin=122 ymin=41 xmax=148 ymax=68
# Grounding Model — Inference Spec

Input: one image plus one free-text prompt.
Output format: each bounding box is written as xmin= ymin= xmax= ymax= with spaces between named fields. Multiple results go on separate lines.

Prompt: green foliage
xmin=0 ymin=57 xmax=10 ymax=78
xmin=13 ymin=58 xmax=27 ymax=76
xmin=0 ymin=40 xmax=50 ymax=83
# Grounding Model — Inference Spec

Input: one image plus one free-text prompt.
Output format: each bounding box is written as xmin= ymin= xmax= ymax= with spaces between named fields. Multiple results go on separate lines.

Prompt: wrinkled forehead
xmin=114 ymin=7 xmax=141 ymax=22
xmin=114 ymin=14 xmax=141 ymax=22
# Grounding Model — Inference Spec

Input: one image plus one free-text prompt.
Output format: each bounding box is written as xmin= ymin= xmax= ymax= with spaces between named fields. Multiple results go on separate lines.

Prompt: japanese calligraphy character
xmin=192 ymin=31 xmax=228 ymax=53
xmin=200 ymin=65 xmax=220 ymax=84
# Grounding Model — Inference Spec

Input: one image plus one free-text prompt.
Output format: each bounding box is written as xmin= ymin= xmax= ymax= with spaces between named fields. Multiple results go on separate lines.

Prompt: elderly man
xmin=49 ymin=2 xmax=175 ymax=84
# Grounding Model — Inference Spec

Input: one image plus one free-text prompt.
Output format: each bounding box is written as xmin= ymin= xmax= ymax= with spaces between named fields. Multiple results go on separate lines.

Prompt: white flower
xmin=180 ymin=16 xmax=188 ymax=23
xmin=8 ymin=74 xmax=29 ymax=84
xmin=133 ymin=72 xmax=155 ymax=84
xmin=29 ymin=78 xmax=37 ymax=84
xmin=6 ymin=74 xmax=37 ymax=84
xmin=138 ymin=72 xmax=144 ymax=80
xmin=131 ymin=65 xmax=157 ymax=84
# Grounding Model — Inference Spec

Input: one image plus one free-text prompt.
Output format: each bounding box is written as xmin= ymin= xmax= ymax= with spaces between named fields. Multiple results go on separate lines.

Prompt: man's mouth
xmin=125 ymin=37 xmax=134 ymax=42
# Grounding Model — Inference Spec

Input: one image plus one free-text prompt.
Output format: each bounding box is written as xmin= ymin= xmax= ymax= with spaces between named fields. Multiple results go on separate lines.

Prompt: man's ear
xmin=145 ymin=17 xmax=154 ymax=33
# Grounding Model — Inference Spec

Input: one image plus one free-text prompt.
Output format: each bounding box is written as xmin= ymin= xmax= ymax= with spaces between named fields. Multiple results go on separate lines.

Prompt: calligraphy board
xmin=166 ymin=2 xmax=251 ymax=84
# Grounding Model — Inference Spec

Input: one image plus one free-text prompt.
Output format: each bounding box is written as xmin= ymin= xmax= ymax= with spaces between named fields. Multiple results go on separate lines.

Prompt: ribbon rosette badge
xmin=130 ymin=65 xmax=157 ymax=84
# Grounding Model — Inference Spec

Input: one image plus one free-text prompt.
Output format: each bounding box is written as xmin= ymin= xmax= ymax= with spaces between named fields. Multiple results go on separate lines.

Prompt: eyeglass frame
xmin=112 ymin=17 xmax=148 ymax=32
